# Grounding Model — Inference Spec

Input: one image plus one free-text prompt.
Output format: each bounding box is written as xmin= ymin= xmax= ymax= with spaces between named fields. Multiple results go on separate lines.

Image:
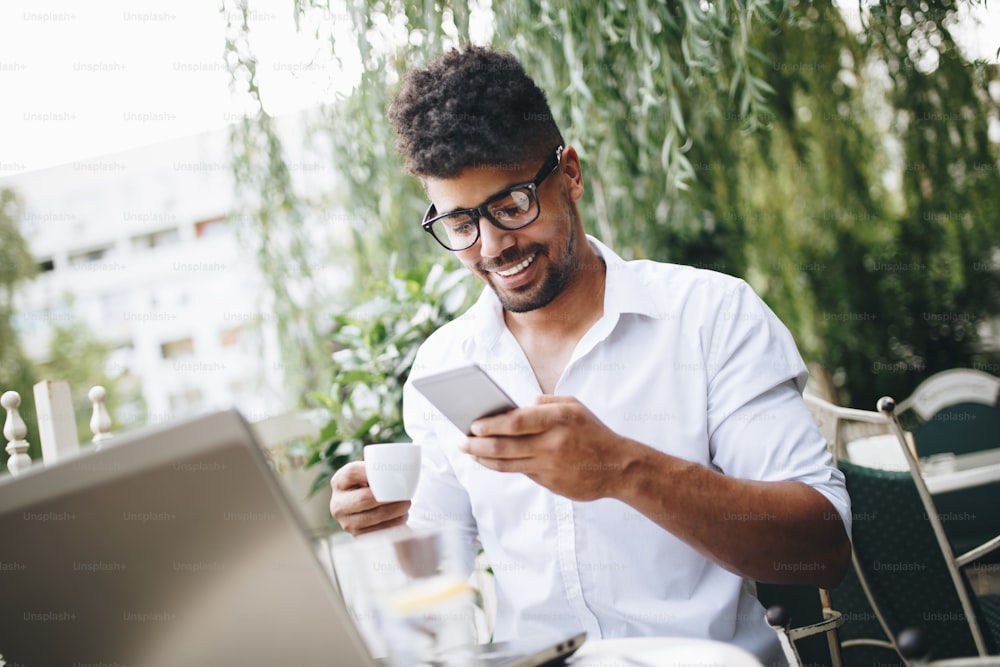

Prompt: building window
xmin=160 ymin=337 xmax=195 ymax=359
xmin=37 ymin=258 xmax=55 ymax=273
xmin=169 ymin=387 xmax=204 ymax=412
xmin=195 ymin=216 xmax=229 ymax=238
xmin=219 ymin=326 xmax=241 ymax=347
xmin=133 ymin=227 xmax=181 ymax=250
xmin=68 ymin=245 xmax=113 ymax=265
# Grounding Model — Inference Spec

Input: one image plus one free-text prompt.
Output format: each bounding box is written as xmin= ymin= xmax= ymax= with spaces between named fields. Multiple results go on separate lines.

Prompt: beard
xmin=476 ymin=209 xmax=578 ymax=313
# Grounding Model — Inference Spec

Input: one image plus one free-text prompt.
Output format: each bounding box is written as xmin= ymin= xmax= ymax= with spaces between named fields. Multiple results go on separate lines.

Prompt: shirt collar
xmin=586 ymin=235 xmax=662 ymax=320
xmin=463 ymin=235 xmax=661 ymax=345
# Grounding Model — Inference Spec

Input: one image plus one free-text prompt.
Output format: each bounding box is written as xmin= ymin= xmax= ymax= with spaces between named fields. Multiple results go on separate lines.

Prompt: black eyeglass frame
xmin=421 ymin=145 xmax=564 ymax=251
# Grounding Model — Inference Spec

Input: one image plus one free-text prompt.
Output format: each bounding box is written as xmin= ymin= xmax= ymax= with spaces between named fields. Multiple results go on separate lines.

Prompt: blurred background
xmin=1 ymin=0 xmax=998 ymax=466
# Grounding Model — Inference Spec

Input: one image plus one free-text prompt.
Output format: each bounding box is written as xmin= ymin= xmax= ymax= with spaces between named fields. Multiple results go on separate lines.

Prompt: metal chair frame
xmin=766 ymin=601 xmax=846 ymax=667
xmin=804 ymin=393 xmax=1000 ymax=661
xmin=896 ymin=369 xmax=1000 ymax=424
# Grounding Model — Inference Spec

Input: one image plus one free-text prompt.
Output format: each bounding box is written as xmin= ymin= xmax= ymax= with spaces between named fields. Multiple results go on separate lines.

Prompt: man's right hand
xmin=329 ymin=461 xmax=411 ymax=536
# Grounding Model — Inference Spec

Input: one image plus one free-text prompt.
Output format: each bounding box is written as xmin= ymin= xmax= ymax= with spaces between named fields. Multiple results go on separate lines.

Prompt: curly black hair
xmin=388 ymin=45 xmax=564 ymax=178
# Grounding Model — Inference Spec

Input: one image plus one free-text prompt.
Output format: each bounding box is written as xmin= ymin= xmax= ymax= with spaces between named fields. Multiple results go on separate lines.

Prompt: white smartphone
xmin=411 ymin=363 xmax=519 ymax=435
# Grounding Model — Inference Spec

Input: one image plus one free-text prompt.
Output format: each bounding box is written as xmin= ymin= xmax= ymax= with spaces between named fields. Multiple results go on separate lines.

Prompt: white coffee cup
xmin=364 ymin=442 xmax=421 ymax=502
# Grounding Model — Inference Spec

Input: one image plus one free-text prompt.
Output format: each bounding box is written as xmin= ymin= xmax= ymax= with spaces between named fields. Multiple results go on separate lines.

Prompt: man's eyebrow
xmin=434 ymin=175 xmax=533 ymax=216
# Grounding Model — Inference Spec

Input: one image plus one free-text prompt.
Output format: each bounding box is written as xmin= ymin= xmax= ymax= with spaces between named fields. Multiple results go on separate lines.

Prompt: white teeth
xmin=495 ymin=254 xmax=536 ymax=277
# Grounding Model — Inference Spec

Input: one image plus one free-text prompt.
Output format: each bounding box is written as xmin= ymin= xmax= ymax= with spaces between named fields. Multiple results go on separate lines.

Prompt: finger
xmin=345 ymin=501 xmax=410 ymax=530
xmin=470 ymin=405 xmax=551 ymax=437
xmin=331 ymin=461 xmax=369 ymax=491
xmin=334 ymin=498 xmax=411 ymax=536
xmin=351 ymin=500 xmax=410 ymax=529
xmin=353 ymin=511 xmax=410 ymax=536
xmin=533 ymin=394 xmax=576 ymax=406
xmin=331 ymin=483 xmax=414 ymax=518
xmin=461 ymin=436 xmax=535 ymax=460
xmin=330 ymin=483 xmax=376 ymax=516
xmin=471 ymin=455 xmax=531 ymax=474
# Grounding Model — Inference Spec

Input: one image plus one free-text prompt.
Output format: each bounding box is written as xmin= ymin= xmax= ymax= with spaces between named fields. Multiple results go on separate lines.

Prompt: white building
xmin=4 ymin=124 xmax=339 ymax=429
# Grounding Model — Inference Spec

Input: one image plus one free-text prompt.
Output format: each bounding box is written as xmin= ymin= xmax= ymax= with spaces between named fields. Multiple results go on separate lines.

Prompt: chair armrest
xmin=956 ymin=533 xmax=1000 ymax=567
xmin=786 ymin=610 xmax=845 ymax=641
xmin=766 ymin=605 xmax=846 ymax=667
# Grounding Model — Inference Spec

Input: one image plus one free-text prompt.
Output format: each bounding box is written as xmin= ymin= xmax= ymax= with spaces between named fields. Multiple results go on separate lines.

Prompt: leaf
xmin=423 ymin=261 xmax=444 ymax=292
xmin=317 ymin=419 xmax=340 ymax=443
xmin=227 ymin=0 xmax=1000 ymax=470
xmin=352 ymin=414 xmax=382 ymax=441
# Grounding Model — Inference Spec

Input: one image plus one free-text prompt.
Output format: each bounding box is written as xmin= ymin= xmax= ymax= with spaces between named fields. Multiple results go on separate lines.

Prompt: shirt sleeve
xmin=402 ymin=350 xmax=481 ymax=562
xmin=704 ymin=281 xmax=853 ymax=540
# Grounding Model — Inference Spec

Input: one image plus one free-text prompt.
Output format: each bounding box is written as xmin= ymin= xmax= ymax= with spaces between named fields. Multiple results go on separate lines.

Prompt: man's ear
xmin=559 ymin=145 xmax=585 ymax=202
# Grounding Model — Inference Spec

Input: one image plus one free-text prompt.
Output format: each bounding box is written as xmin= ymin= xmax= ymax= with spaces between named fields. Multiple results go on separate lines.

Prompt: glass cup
xmin=339 ymin=524 xmax=481 ymax=666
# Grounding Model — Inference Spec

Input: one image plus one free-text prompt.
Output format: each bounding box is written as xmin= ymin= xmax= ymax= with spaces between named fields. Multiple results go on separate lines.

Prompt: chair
xmin=805 ymin=394 xmax=903 ymax=665
xmin=765 ymin=601 xmax=846 ymax=667
xmin=896 ymin=369 xmax=1000 ymax=560
xmin=896 ymin=369 xmax=1000 ymax=446
xmin=807 ymin=393 xmax=1000 ymax=663
xmin=897 ymin=628 xmax=1000 ymax=667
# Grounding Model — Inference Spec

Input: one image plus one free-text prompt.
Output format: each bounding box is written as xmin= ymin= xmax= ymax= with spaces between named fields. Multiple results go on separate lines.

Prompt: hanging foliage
xmin=224 ymin=0 xmax=1000 ymax=409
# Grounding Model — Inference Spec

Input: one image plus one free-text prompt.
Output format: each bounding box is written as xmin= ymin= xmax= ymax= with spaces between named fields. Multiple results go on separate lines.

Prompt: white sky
xmin=0 ymin=0 xmax=361 ymax=177
xmin=0 ymin=0 xmax=997 ymax=179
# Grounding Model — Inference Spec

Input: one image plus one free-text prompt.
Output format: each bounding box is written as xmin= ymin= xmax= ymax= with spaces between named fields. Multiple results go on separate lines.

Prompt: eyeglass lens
xmin=434 ymin=186 xmax=537 ymax=249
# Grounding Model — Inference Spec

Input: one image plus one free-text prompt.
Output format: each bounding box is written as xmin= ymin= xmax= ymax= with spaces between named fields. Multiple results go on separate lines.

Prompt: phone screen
xmin=411 ymin=364 xmax=518 ymax=435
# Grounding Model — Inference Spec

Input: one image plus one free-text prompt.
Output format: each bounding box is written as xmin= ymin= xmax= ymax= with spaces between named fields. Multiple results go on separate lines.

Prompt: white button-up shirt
xmin=403 ymin=237 xmax=851 ymax=662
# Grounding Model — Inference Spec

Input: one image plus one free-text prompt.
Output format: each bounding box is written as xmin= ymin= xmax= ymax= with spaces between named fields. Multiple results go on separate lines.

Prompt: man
xmin=331 ymin=45 xmax=851 ymax=663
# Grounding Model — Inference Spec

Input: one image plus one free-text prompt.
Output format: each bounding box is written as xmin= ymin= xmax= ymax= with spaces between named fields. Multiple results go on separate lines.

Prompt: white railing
xmin=2 ymin=380 xmax=114 ymax=476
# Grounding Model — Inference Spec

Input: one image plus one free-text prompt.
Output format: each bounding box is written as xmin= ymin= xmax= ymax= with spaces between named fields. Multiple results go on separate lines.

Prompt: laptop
xmin=0 ymin=409 xmax=584 ymax=666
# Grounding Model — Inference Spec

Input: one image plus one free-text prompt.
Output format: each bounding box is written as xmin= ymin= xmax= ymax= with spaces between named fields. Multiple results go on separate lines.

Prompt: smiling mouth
xmin=492 ymin=253 xmax=537 ymax=277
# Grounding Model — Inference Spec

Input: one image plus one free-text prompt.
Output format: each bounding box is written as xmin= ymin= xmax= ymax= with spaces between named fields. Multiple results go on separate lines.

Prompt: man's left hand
xmin=463 ymin=394 xmax=635 ymax=501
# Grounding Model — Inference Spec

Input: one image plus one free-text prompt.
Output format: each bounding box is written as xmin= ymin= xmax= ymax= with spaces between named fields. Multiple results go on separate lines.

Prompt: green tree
xmin=831 ymin=0 xmax=1000 ymax=407
xmin=34 ymin=304 xmax=146 ymax=443
xmin=223 ymin=0 xmax=787 ymax=403
xmin=1 ymin=188 xmax=147 ymax=470
xmin=308 ymin=257 xmax=476 ymax=490
xmin=0 ymin=187 xmax=40 ymax=468
xmin=223 ymin=0 xmax=1000 ymax=409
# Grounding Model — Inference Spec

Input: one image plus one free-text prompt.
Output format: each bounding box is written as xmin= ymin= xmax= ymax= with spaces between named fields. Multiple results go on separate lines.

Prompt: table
xmin=845 ymin=435 xmax=1000 ymax=494
xmin=567 ymin=637 xmax=764 ymax=667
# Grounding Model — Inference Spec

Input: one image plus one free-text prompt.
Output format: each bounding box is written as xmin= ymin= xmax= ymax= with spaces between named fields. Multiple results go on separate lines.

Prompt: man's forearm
xmin=612 ymin=438 xmax=851 ymax=587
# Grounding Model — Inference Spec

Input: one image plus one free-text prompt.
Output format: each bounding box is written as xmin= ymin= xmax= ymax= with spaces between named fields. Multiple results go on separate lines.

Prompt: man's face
xmin=422 ymin=148 xmax=585 ymax=313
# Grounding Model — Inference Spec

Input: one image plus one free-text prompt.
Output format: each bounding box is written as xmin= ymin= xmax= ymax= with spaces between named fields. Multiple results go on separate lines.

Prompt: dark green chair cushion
xmin=911 ymin=403 xmax=1000 ymax=561
xmin=931 ymin=482 xmax=1000 ymax=562
xmin=828 ymin=556 xmax=890 ymax=655
xmin=912 ymin=403 xmax=1000 ymax=458
xmin=980 ymin=595 xmax=1000 ymax=654
xmin=838 ymin=644 xmax=904 ymax=667
xmin=838 ymin=459 xmax=999 ymax=659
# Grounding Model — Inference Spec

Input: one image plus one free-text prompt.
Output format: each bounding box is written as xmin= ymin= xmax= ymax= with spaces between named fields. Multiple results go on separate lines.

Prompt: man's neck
xmin=503 ymin=244 xmax=607 ymax=339
xmin=502 ymin=244 xmax=606 ymax=393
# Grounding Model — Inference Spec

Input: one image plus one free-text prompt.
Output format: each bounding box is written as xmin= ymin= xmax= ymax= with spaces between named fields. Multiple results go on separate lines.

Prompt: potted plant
xmin=307 ymin=257 xmax=477 ymax=504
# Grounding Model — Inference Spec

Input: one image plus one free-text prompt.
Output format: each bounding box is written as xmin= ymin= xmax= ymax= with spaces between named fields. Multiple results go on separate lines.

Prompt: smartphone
xmin=411 ymin=363 xmax=519 ymax=435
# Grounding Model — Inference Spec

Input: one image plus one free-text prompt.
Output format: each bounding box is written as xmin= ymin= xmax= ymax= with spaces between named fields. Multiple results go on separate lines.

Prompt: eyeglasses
xmin=421 ymin=146 xmax=564 ymax=251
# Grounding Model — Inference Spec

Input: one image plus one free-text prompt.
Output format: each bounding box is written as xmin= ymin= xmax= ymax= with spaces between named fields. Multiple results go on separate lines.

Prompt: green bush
xmin=307 ymin=257 xmax=477 ymax=494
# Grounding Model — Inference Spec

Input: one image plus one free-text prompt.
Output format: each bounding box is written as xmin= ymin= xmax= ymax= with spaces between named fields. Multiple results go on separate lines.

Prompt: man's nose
xmin=477 ymin=217 xmax=516 ymax=258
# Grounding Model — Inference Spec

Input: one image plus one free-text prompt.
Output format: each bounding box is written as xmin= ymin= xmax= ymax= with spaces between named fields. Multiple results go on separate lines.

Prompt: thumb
xmin=533 ymin=394 xmax=575 ymax=406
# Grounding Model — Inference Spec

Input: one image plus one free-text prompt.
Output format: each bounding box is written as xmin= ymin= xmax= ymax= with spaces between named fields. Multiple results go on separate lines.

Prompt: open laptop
xmin=0 ymin=409 xmax=584 ymax=666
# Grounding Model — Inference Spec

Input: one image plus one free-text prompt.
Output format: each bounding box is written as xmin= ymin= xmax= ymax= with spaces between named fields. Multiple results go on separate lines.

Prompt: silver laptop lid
xmin=0 ymin=409 xmax=375 ymax=667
